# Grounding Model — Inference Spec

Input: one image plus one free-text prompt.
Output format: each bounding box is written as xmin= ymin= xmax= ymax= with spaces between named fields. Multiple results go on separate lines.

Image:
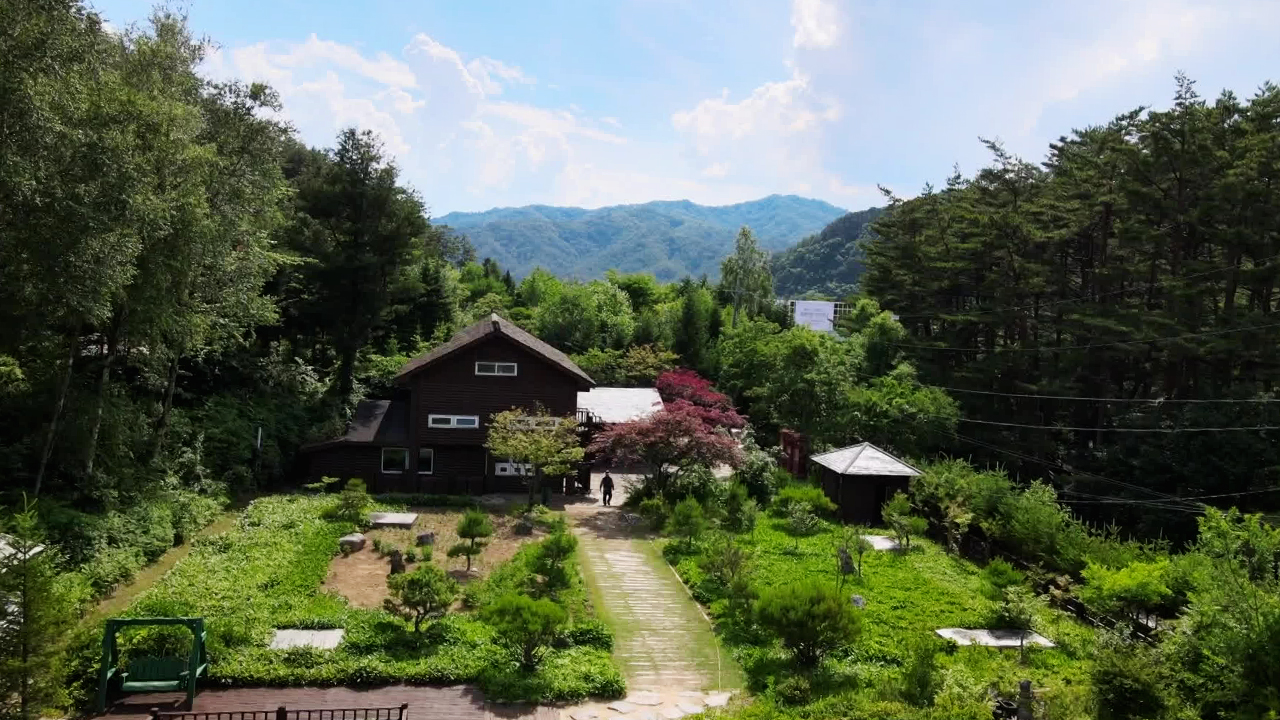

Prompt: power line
xmin=921 ymin=384 xmax=1280 ymax=404
xmin=890 ymin=252 xmax=1280 ymax=321
xmin=951 ymin=416 xmax=1280 ymax=432
xmin=888 ymin=320 xmax=1280 ymax=352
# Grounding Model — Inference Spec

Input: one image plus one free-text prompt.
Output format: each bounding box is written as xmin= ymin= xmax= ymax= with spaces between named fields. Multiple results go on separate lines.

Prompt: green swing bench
xmin=96 ymin=617 xmax=208 ymax=713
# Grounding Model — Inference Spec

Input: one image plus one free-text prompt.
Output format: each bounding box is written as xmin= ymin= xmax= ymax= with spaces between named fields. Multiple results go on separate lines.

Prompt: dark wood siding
xmin=817 ymin=465 xmax=909 ymax=526
xmin=411 ymin=335 xmax=581 ymax=447
xmin=307 ymin=445 xmax=381 ymax=486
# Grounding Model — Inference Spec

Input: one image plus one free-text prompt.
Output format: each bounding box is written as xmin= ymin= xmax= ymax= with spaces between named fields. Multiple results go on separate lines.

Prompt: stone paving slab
xmin=269 ymin=628 xmax=345 ymax=650
xmin=863 ymin=534 xmax=901 ymax=551
xmin=368 ymin=511 xmax=417 ymax=528
xmin=936 ymin=627 xmax=1055 ymax=648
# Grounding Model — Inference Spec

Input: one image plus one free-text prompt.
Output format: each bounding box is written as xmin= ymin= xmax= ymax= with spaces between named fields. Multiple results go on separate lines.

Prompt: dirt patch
xmin=323 ymin=506 xmax=542 ymax=609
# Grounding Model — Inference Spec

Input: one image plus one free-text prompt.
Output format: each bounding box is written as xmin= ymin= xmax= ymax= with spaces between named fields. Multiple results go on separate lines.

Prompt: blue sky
xmin=92 ymin=0 xmax=1280 ymax=216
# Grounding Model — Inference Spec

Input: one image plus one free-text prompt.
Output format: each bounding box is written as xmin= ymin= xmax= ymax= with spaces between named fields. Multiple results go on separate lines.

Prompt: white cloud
xmin=791 ymin=0 xmax=841 ymax=50
xmin=466 ymin=57 xmax=535 ymax=95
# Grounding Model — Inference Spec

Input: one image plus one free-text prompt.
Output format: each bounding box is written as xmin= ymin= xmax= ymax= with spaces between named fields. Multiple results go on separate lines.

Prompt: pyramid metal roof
xmin=810 ymin=442 xmax=922 ymax=477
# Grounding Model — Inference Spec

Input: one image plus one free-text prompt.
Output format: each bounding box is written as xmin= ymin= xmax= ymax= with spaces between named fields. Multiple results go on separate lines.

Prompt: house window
xmin=475 ymin=362 xmax=518 ymax=376
xmin=428 ymin=414 xmax=480 ymax=429
xmin=495 ymin=459 xmax=533 ymax=476
xmin=381 ymin=447 xmax=408 ymax=473
xmin=417 ymin=448 xmax=434 ymax=475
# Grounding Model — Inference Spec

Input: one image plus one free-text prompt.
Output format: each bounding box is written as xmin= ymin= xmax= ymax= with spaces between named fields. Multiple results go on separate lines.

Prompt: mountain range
xmin=436 ymin=195 xmax=848 ymax=281
xmin=770 ymin=206 xmax=886 ymax=298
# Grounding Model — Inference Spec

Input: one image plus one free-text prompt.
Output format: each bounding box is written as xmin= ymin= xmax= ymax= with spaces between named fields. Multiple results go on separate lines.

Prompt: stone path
xmin=565 ymin=474 xmax=740 ymax=719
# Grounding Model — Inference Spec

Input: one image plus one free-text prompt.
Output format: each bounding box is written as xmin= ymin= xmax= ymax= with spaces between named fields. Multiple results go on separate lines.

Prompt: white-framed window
xmin=417 ymin=448 xmax=434 ymax=475
xmin=514 ymin=416 xmax=562 ymax=430
xmin=475 ymin=361 xmax=518 ymax=376
xmin=428 ymin=414 xmax=480 ymax=429
xmin=495 ymin=460 xmax=533 ymax=476
xmin=381 ymin=447 xmax=409 ymax=473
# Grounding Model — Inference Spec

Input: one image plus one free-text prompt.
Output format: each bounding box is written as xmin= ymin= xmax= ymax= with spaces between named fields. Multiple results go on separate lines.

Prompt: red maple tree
xmin=656 ymin=369 xmax=734 ymax=410
xmin=588 ymin=401 xmax=744 ymax=494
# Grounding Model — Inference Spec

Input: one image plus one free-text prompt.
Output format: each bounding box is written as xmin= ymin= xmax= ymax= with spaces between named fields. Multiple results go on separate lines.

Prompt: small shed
xmin=810 ymin=443 xmax=921 ymax=525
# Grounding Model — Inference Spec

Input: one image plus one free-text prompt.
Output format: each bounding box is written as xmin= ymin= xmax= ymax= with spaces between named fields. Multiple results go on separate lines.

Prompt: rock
xmin=705 ymin=693 xmax=732 ymax=708
xmin=676 ymin=703 xmax=704 ymax=714
xmin=514 ymin=519 xmax=535 ymax=536
xmin=415 ymin=532 xmax=436 ymax=546
xmin=627 ymin=692 xmax=663 ymax=706
xmin=338 ymin=533 xmax=366 ymax=553
xmin=659 ymin=708 xmax=686 ymax=720
xmin=851 ymin=594 xmax=866 ymax=608
xmin=606 ymin=701 xmax=638 ymax=713
xmin=388 ymin=549 xmax=406 ymax=575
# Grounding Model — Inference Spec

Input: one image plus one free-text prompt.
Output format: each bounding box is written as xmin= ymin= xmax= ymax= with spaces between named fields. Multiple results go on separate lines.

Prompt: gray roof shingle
xmin=810 ymin=442 xmax=922 ymax=476
xmin=395 ymin=313 xmax=593 ymax=386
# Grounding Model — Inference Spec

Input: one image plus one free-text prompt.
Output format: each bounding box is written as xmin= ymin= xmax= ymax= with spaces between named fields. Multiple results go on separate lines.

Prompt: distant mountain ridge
xmin=436 ymin=194 xmax=847 ymax=281
xmin=771 ymin=206 xmax=887 ymax=298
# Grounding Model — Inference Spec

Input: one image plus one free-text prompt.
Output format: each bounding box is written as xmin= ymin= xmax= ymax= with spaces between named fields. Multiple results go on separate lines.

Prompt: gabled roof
xmin=395 ymin=313 xmax=593 ymax=386
xmin=301 ymin=399 xmax=408 ymax=451
xmin=577 ymin=387 xmax=664 ymax=424
xmin=810 ymin=442 xmax=921 ymax=477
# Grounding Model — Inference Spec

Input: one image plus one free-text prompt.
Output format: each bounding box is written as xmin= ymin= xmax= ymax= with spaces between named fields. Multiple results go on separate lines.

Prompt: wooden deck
xmin=95 ymin=685 xmax=557 ymax=720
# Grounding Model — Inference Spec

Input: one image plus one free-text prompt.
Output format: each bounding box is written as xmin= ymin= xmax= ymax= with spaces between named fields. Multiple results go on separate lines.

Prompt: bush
xmin=483 ymin=593 xmax=569 ymax=669
xmin=448 ymin=509 xmax=494 ymax=572
xmin=666 ymin=498 xmax=708 ymax=550
xmin=1092 ymin=632 xmax=1169 ymax=720
xmin=755 ymin=580 xmax=861 ymax=666
xmin=898 ymin=636 xmax=944 ymax=707
xmin=723 ymin=483 xmax=759 ymax=534
xmin=732 ymin=439 xmax=783 ymax=505
xmin=328 ymin=478 xmax=370 ymax=524
xmin=555 ymin=618 xmax=614 ymax=651
xmin=883 ymin=492 xmax=927 ymax=551
xmin=979 ymin=559 xmax=1025 ymax=600
xmin=533 ymin=529 xmax=578 ymax=590
xmin=638 ymin=498 xmax=670 ymax=531
xmin=773 ymin=484 xmax=836 ymax=518
xmin=1078 ymin=560 xmax=1172 ymax=623
xmin=386 ymin=563 xmax=458 ymax=631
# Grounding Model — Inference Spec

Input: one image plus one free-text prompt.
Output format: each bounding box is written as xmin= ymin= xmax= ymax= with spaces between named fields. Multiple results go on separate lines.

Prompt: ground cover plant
xmin=669 ymin=500 xmax=1096 ymax=719
xmin=63 ymin=494 xmax=623 ymax=708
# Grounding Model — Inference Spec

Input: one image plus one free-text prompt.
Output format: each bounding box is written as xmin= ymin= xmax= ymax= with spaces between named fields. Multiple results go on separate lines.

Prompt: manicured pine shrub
xmin=482 ymin=593 xmax=568 ymax=669
xmin=385 ymin=563 xmax=459 ymax=632
xmin=448 ymin=509 xmax=493 ymax=572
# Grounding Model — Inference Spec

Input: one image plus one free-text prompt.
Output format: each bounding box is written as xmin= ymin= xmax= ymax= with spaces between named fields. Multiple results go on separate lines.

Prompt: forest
xmin=3 ymin=2 xmax=1280 ymax=720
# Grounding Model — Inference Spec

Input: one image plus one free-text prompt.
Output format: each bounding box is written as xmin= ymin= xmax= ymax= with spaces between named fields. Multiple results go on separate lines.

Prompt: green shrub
xmin=666 ymin=498 xmax=708 ymax=550
xmin=732 ymin=440 xmax=783 ymax=505
xmin=479 ymin=646 xmax=625 ymax=702
xmin=898 ymin=636 xmax=944 ymax=707
xmin=883 ymin=492 xmax=927 ymax=551
xmin=723 ymin=483 xmax=759 ymax=534
xmin=448 ymin=509 xmax=494 ymax=572
xmin=755 ymin=580 xmax=861 ymax=666
xmin=327 ymin=478 xmax=370 ymax=524
xmin=533 ymin=529 xmax=578 ymax=590
xmin=386 ymin=563 xmax=458 ymax=631
xmin=483 ymin=593 xmax=569 ymax=669
xmin=773 ymin=484 xmax=836 ymax=517
xmin=979 ymin=559 xmax=1025 ymax=600
xmin=1078 ymin=560 xmax=1171 ymax=623
xmin=1092 ymin=632 xmax=1169 ymax=720
xmin=638 ymin=497 xmax=669 ymax=530
xmin=555 ymin=618 xmax=614 ymax=651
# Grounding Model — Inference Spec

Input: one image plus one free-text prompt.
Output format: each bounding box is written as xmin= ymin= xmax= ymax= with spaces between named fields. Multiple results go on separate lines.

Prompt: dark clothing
xmin=601 ymin=475 xmax=615 ymax=506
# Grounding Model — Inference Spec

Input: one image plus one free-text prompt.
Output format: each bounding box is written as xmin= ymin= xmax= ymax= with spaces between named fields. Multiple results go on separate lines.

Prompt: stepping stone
xmin=338 ymin=533 xmax=366 ymax=552
xmin=676 ymin=704 xmax=704 ymax=714
xmin=659 ymin=709 xmax=686 ymax=720
xmin=569 ymin=712 xmax=599 ymax=720
xmin=862 ymin=534 xmax=900 ymax=551
xmin=607 ymin=701 xmax=638 ymax=713
xmin=368 ymin=511 xmax=416 ymax=528
xmin=705 ymin=693 xmax=732 ymax=708
xmin=627 ymin=693 xmax=663 ymax=706
xmin=632 ymin=712 xmax=660 ymax=720
xmin=269 ymin=628 xmax=344 ymax=650
xmin=935 ymin=628 xmax=1055 ymax=648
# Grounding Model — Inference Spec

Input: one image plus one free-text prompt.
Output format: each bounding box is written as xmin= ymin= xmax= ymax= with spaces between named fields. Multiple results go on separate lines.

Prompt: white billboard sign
xmin=793 ymin=300 xmax=836 ymax=333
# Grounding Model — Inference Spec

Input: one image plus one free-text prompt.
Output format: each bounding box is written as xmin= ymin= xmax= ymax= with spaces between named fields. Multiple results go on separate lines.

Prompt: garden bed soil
xmin=323 ymin=507 xmax=541 ymax=608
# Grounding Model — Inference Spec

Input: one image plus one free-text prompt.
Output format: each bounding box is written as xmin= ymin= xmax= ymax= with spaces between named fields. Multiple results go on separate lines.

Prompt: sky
xmin=91 ymin=0 xmax=1280 ymax=216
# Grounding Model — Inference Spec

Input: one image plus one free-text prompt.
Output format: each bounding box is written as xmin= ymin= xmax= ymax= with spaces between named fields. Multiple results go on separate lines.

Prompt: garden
xmin=63 ymin=488 xmax=625 ymax=711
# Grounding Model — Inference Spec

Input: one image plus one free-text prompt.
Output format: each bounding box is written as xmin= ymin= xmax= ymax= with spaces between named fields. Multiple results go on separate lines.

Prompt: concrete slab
xmin=862 ymin=535 xmax=901 ymax=551
xmin=269 ymin=629 xmax=345 ymax=650
xmin=675 ymin=704 xmax=704 ymax=714
xmin=606 ymin=702 xmax=638 ymax=713
xmin=368 ymin=511 xmax=417 ymax=528
xmin=659 ymin=709 xmax=686 ymax=720
xmin=935 ymin=628 xmax=1055 ymax=648
xmin=705 ymin=693 xmax=732 ymax=708
xmin=626 ymin=693 xmax=663 ymax=706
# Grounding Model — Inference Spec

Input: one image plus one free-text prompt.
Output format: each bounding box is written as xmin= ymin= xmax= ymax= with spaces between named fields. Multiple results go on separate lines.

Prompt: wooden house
xmin=811 ymin=442 xmax=921 ymax=525
xmin=301 ymin=314 xmax=595 ymax=494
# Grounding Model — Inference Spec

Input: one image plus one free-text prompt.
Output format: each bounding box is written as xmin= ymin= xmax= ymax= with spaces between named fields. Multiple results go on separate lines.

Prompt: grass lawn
xmin=672 ymin=516 xmax=1096 ymax=719
xmin=66 ymin=494 xmax=624 ymax=709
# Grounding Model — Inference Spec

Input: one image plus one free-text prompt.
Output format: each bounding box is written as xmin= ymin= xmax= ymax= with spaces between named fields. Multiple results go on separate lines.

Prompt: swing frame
xmin=96 ymin=617 xmax=207 ymax=713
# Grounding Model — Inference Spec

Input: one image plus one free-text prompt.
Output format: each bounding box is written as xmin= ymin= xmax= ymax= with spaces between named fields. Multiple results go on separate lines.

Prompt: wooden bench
xmin=119 ymin=656 xmax=193 ymax=693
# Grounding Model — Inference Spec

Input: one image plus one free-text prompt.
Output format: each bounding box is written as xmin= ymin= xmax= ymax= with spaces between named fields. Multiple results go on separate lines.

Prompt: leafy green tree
xmin=755 ymin=580 xmax=861 ymax=666
xmin=532 ymin=528 xmax=578 ymax=590
xmin=485 ymin=408 xmax=584 ymax=509
xmin=723 ymin=483 xmax=759 ymax=534
xmin=1079 ymin=560 xmax=1172 ymax=626
xmin=0 ymin=497 xmax=82 ymax=720
xmin=1091 ymin=631 xmax=1170 ymax=720
xmin=534 ymin=280 xmax=635 ymax=352
xmin=447 ymin=509 xmax=493 ymax=572
xmin=994 ymin=586 xmax=1044 ymax=660
xmin=666 ymin=498 xmax=708 ymax=551
xmin=720 ymin=226 xmax=773 ymax=328
xmin=386 ymin=563 xmax=458 ymax=631
xmin=482 ymin=593 xmax=568 ymax=669
xmin=606 ymin=270 xmax=662 ymax=313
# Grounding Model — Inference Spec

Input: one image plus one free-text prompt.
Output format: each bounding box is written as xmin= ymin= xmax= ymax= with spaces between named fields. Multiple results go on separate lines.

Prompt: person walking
xmin=600 ymin=471 xmax=615 ymax=506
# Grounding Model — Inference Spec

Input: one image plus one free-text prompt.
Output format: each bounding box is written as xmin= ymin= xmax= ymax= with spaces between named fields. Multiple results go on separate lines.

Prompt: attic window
xmin=429 ymin=415 xmax=480 ymax=429
xmin=476 ymin=362 xmax=517 ymax=376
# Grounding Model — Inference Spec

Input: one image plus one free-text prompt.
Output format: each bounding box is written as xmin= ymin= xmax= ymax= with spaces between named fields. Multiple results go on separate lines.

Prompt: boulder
xmin=388 ymin=548 xmax=406 ymax=575
xmin=338 ymin=533 xmax=366 ymax=554
xmin=415 ymin=532 xmax=436 ymax=547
